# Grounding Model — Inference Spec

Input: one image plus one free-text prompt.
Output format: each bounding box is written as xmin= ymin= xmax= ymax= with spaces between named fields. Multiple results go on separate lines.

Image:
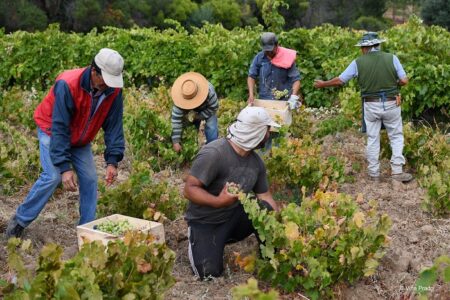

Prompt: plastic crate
xmin=253 ymin=99 xmax=292 ymax=128
xmin=76 ymin=214 xmax=165 ymax=249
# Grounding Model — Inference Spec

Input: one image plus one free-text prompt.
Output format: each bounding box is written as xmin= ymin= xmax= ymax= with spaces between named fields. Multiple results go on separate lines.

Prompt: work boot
xmin=5 ymin=216 xmax=25 ymax=239
xmin=391 ymin=172 xmax=413 ymax=183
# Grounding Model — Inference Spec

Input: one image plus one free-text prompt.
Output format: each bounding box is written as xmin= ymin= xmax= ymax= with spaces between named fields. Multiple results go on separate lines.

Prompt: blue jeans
xmin=204 ymin=115 xmax=218 ymax=144
xmin=193 ymin=114 xmax=218 ymax=144
xmin=15 ymin=128 xmax=98 ymax=227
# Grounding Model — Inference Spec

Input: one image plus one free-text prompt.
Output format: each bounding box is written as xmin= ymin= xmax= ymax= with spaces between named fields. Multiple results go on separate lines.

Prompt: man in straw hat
xmin=6 ymin=48 xmax=125 ymax=238
xmin=314 ymin=32 xmax=413 ymax=183
xmin=184 ymin=106 xmax=280 ymax=279
xmin=171 ymin=72 xmax=219 ymax=152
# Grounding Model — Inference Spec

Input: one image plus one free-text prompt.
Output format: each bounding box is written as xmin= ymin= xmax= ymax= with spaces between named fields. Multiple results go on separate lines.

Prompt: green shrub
xmin=381 ymin=123 xmax=449 ymax=216
xmin=0 ymin=122 xmax=39 ymax=195
xmin=0 ymin=17 xmax=448 ymax=118
xmin=415 ymin=255 xmax=450 ymax=300
xmin=419 ymin=163 xmax=450 ymax=216
xmin=266 ymin=135 xmax=345 ymax=195
xmin=239 ymin=190 xmax=391 ymax=299
xmin=0 ymin=87 xmax=42 ymax=128
xmin=314 ymin=115 xmax=354 ymax=138
xmin=97 ymin=162 xmax=186 ymax=221
xmin=352 ymin=16 xmax=390 ymax=31
xmin=2 ymin=234 xmax=175 ymax=299
xmin=289 ymin=108 xmax=313 ymax=139
xmin=123 ymin=86 xmax=199 ymax=170
xmin=231 ymin=278 xmax=279 ymax=300
xmin=217 ymin=98 xmax=246 ymax=136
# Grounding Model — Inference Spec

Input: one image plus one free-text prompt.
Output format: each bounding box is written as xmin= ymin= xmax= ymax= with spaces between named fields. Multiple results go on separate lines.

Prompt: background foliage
xmin=0 ymin=0 xmax=425 ymax=33
xmin=0 ymin=17 xmax=448 ymax=120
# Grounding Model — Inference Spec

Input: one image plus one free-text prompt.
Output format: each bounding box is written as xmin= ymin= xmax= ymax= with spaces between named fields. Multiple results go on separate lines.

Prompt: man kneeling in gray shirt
xmin=184 ymin=106 xmax=279 ymax=279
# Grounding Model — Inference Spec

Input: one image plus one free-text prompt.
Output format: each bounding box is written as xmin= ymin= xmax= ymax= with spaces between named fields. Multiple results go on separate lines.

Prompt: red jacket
xmin=34 ymin=68 xmax=120 ymax=146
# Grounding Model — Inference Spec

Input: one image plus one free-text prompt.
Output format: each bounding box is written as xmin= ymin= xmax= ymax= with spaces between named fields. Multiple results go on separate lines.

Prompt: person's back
xmin=356 ymin=51 xmax=398 ymax=97
xmin=313 ymin=32 xmax=413 ymax=183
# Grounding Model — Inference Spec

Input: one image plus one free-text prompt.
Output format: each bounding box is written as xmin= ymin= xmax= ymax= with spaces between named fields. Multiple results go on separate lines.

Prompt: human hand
xmin=105 ymin=164 xmax=118 ymax=186
xmin=314 ymin=79 xmax=325 ymax=88
xmin=62 ymin=170 xmax=77 ymax=191
xmin=247 ymin=95 xmax=255 ymax=106
xmin=396 ymin=94 xmax=401 ymax=106
xmin=173 ymin=143 xmax=182 ymax=153
xmin=217 ymin=183 xmax=239 ymax=207
xmin=287 ymin=94 xmax=301 ymax=110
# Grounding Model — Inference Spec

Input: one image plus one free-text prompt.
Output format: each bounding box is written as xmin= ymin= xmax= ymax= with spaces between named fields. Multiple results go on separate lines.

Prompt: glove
xmin=287 ymin=95 xmax=301 ymax=110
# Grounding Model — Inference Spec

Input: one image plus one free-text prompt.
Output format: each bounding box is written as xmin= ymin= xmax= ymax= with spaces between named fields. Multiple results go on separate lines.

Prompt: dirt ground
xmin=0 ymin=129 xmax=449 ymax=300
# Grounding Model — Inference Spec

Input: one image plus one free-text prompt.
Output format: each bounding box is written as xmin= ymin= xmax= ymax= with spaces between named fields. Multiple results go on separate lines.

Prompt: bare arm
xmin=247 ymin=77 xmax=256 ymax=105
xmin=292 ymin=80 xmax=301 ymax=98
xmin=314 ymin=77 xmax=344 ymax=88
xmin=256 ymin=191 xmax=279 ymax=212
xmin=184 ymin=175 xmax=238 ymax=208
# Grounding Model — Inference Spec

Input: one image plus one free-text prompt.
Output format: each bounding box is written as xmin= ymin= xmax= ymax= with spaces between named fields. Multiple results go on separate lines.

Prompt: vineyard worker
xmin=314 ymin=32 xmax=413 ymax=183
xmin=184 ymin=106 xmax=279 ymax=279
xmin=5 ymin=48 xmax=125 ymax=239
xmin=171 ymin=72 xmax=219 ymax=153
xmin=247 ymin=32 xmax=302 ymax=109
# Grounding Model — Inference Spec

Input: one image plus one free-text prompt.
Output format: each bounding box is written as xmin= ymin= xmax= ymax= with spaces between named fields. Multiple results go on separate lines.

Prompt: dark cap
xmin=261 ymin=32 xmax=278 ymax=52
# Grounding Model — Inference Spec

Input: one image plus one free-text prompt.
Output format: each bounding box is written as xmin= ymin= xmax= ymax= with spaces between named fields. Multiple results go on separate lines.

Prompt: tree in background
xmin=167 ymin=0 xmax=198 ymax=25
xmin=359 ymin=0 xmax=387 ymax=18
xmin=0 ymin=0 xmax=48 ymax=32
xmin=200 ymin=0 xmax=243 ymax=29
xmin=421 ymin=0 xmax=450 ymax=29
xmin=352 ymin=0 xmax=389 ymax=31
xmin=280 ymin=0 xmax=310 ymax=29
xmin=0 ymin=0 xmax=445 ymax=33
xmin=70 ymin=0 xmax=106 ymax=32
xmin=256 ymin=0 xmax=288 ymax=32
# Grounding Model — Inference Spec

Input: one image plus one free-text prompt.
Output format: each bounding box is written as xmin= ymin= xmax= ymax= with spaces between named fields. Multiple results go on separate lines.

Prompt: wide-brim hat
xmin=355 ymin=31 xmax=386 ymax=47
xmin=171 ymin=72 xmax=209 ymax=110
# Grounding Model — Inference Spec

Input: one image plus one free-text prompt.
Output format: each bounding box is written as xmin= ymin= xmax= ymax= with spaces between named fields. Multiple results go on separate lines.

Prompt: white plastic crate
xmin=253 ymin=99 xmax=292 ymax=128
xmin=76 ymin=214 xmax=165 ymax=249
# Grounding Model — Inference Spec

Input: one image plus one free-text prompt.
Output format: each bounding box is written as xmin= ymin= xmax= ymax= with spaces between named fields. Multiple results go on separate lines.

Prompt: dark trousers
xmin=187 ymin=201 xmax=272 ymax=279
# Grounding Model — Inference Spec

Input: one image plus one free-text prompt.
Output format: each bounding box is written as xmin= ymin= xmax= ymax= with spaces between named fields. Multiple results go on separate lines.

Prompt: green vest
xmin=355 ymin=51 xmax=399 ymax=97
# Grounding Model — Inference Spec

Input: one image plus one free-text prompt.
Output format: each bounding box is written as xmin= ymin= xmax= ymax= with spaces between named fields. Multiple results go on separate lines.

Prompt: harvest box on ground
xmin=253 ymin=99 xmax=292 ymax=129
xmin=76 ymin=214 xmax=165 ymax=249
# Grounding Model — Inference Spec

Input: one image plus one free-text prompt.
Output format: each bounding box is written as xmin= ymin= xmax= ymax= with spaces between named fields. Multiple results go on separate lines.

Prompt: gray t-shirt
xmin=185 ymin=138 xmax=269 ymax=224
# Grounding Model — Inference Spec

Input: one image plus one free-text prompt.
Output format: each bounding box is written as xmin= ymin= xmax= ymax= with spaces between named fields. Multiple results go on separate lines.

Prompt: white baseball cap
xmin=237 ymin=106 xmax=280 ymax=128
xmin=94 ymin=48 xmax=124 ymax=88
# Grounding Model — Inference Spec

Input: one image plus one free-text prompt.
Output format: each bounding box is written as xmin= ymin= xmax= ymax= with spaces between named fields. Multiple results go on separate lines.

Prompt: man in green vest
xmin=314 ymin=32 xmax=413 ymax=183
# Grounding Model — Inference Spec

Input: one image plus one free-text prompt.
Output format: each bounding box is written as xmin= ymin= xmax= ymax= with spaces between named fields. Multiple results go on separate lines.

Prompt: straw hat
xmin=171 ymin=72 xmax=209 ymax=109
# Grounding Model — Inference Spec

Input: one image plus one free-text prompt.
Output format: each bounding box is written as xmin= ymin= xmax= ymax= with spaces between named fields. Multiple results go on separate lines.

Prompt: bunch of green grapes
xmin=271 ymin=88 xmax=289 ymax=100
xmin=227 ymin=182 xmax=241 ymax=194
xmin=96 ymin=220 xmax=133 ymax=236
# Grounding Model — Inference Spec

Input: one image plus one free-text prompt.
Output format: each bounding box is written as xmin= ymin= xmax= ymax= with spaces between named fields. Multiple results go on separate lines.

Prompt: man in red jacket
xmin=5 ymin=48 xmax=125 ymax=238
